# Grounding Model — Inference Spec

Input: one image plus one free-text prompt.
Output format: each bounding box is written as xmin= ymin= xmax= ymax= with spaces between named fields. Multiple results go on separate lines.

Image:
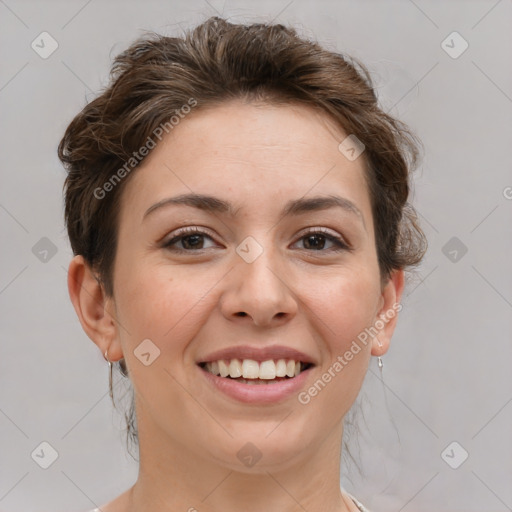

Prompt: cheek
xmin=112 ymin=266 xmax=200 ymax=404
xmin=297 ymin=274 xmax=378 ymax=420
xmin=114 ymin=260 xmax=217 ymax=361
xmin=304 ymin=267 xmax=380 ymax=352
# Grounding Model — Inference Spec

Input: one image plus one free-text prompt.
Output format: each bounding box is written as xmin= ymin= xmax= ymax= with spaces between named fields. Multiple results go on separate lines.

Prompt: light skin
xmin=68 ymin=99 xmax=404 ymax=512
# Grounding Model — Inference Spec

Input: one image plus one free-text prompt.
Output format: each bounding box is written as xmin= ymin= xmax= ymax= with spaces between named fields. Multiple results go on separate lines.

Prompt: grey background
xmin=1 ymin=0 xmax=511 ymax=511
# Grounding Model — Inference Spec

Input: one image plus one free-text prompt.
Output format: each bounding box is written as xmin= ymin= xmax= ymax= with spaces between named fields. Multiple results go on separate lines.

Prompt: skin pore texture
xmin=68 ymin=99 xmax=404 ymax=512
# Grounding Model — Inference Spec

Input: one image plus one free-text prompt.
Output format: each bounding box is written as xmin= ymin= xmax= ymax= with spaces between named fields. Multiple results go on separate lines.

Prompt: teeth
xmin=229 ymin=359 xmax=242 ymax=378
xmin=218 ymin=360 xmax=229 ymax=377
xmin=242 ymin=359 xmax=260 ymax=379
xmin=276 ymin=359 xmax=287 ymax=377
xmin=259 ymin=360 xmax=276 ymax=380
xmin=204 ymin=358 xmax=307 ymax=379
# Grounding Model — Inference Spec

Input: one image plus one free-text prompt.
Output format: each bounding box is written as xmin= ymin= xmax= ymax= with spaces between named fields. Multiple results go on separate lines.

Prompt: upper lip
xmin=197 ymin=345 xmax=316 ymax=365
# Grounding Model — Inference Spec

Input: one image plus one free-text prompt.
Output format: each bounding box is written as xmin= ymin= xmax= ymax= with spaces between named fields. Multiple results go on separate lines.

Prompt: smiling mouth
xmin=198 ymin=358 xmax=313 ymax=385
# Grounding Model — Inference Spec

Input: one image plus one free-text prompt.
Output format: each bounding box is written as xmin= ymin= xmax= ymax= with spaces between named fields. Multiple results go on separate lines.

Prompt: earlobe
xmin=67 ymin=255 xmax=124 ymax=361
xmin=371 ymin=269 xmax=405 ymax=357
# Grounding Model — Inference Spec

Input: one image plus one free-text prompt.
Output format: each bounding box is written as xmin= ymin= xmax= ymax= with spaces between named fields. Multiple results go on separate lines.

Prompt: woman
xmin=58 ymin=16 xmax=426 ymax=512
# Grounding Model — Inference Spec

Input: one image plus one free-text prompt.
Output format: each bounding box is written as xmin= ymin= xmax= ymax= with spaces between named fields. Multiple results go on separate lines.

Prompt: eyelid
xmin=161 ymin=226 xmax=220 ymax=247
xmin=298 ymin=226 xmax=344 ymax=240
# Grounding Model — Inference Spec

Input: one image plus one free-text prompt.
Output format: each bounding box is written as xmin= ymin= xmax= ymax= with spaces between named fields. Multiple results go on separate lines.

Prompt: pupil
xmin=305 ymin=234 xmax=324 ymax=250
xmin=183 ymin=235 xmax=203 ymax=249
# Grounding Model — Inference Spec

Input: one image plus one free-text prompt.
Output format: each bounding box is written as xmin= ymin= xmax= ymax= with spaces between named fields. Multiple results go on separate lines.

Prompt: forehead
xmin=119 ymin=100 xmax=372 ymax=225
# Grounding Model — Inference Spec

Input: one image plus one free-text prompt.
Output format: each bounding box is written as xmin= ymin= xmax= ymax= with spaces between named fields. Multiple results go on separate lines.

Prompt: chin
xmin=198 ymin=422 xmax=318 ymax=473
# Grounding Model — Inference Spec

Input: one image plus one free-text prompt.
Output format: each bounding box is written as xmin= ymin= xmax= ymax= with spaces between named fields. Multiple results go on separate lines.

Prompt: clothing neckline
xmin=342 ymin=489 xmax=371 ymax=512
xmin=88 ymin=493 xmax=370 ymax=512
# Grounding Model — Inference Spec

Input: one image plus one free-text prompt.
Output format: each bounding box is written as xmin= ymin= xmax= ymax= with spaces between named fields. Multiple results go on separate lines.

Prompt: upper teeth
xmin=204 ymin=359 xmax=304 ymax=379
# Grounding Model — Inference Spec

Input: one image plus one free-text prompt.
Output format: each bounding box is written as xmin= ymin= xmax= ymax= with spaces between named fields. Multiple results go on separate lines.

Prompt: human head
xmin=59 ymin=16 xmax=426 ymax=460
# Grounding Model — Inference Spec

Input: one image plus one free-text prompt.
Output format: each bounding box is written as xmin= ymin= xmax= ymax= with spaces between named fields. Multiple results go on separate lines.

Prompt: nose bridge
xmin=223 ymin=234 xmax=297 ymax=325
xmin=240 ymin=239 xmax=281 ymax=289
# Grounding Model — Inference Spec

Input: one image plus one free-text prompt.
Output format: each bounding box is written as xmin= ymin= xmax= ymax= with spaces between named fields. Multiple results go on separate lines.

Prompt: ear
xmin=371 ymin=269 xmax=405 ymax=357
xmin=67 ymin=255 xmax=124 ymax=362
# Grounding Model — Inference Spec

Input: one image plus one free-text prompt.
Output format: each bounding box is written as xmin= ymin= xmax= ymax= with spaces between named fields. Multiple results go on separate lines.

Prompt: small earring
xmin=377 ymin=356 xmax=383 ymax=369
xmin=104 ymin=349 xmax=114 ymax=401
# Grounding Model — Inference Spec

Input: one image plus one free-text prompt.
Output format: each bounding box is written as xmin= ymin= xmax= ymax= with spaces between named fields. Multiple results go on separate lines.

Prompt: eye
xmin=161 ymin=226 xmax=351 ymax=254
xmin=162 ymin=227 xmax=218 ymax=252
xmin=293 ymin=228 xmax=350 ymax=252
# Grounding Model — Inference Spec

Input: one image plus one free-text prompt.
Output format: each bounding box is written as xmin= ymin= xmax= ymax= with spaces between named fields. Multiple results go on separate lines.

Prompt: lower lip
xmin=198 ymin=365 xmax=313 ymax=404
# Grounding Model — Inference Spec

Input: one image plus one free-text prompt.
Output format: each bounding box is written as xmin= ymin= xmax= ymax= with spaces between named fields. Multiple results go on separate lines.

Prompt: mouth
xmin=196 ymin=346 xmax=316 ymax=403
xmin=198 ymin=358 xmax=314 ymax=385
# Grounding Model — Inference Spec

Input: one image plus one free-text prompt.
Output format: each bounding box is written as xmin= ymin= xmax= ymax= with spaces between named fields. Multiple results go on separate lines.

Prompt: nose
xmin=220 ymin=243 xmax=298 ymax=328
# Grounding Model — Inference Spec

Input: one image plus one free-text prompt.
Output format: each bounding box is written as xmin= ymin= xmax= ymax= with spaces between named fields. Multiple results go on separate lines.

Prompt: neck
xmin=126 ymin=412 xmax=354 ymax=512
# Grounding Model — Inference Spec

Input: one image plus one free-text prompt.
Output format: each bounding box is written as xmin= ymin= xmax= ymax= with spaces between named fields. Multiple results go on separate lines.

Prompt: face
xmin=100 ymin=100 xmax=402 ymax=472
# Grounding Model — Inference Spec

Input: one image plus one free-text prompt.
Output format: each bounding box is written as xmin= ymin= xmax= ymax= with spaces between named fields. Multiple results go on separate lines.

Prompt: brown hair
xmin=58 ymin=16 xmax=427 ymax=456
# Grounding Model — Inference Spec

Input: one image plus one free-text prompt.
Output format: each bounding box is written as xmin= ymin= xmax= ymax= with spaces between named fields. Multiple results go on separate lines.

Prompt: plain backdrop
xmin=1 ymin=1 xmax=511 ymax=511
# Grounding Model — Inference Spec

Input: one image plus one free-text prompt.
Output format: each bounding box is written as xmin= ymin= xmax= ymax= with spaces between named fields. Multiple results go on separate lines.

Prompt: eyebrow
xmin=143 ymin=193 xmax=366 ymax=229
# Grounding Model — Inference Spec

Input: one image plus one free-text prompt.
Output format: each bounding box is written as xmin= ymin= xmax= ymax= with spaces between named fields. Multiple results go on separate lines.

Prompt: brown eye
xmin=162 ymin=228 xmax=217 ymax=252
xmin=295 ymin=229 xmax=350 ymax=252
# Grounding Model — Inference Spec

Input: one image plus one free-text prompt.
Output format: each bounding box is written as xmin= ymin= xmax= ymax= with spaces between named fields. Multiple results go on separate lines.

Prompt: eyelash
xmin=162 ymin=226 xmax=351 ymax=254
